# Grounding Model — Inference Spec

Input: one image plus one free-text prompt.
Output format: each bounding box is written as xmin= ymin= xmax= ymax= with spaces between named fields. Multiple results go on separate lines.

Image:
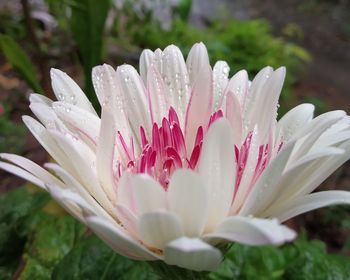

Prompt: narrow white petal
xmin=212 ymin=61 xmax=230 ymax=111
xmin=52 ymin=101 xmax=101 ymax=148
xmin=147 ymin=64 xmax=170 ymax=124
xmin=231 ymin=126 xmax=259 ymax=214
xmin=86 ymin=216 xmax=160 ymax=260
xmin=239 ymin=140 xmax=296 ymax=216
xmin=186 ymin=42 xmax=210 ymax=85
xmin=225 ymin=90 xmax=242 ymax=145
xmin=161 ymin=45 xmax=191 ymax=124
xmin=50 ymin=68 xmax=96 ymax=115
xmin=224 ymin=69 xmax=248 ymax=109
xmin=204 ymin=216 xmax=296 ymax=246
xmin=265 ymin=191 xmax=350 ymax=222
xmin=168 ymin=169 xmax=208 ymax=237
xmin=46 ymin=163 xmax=117 ymax=222
xmin=116 ymin=64 xmax=151 ymax=141
xmin=138 ymin=211 xmax=183 ymax=249
xmin=22 ymin=116 xmax=77 ymax=175
xmin=92 ymin=64 xmax=130 ymax=138
xmin=164 ymin=237 xmax=222 ymax=271
xmin=198 ymin=119 xmax=236 ymax=232
xmin=185 ymin=63 xmax=213 ymax=153
xmin=0 ymin=153 xmax=63 ymax=187
xmin=96 ymin=108 xmax=118 ymax=202
xmin=276 ymin=103 xmax=314 ymax=143
xmin=29 ymin=93 xmax=53 ymax=106
xmin=0 ymin=161 xmax=45 ymax=189
xmin=139 ymin=49 xmax=155 ymax=83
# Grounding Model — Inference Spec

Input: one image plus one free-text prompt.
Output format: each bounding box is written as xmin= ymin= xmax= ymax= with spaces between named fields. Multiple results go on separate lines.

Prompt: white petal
xmin=0 ymin=161 xmax=45 ymax=189
xmin=161 ymin=45 xmax=191 ymax=124
xmin=46 ymin=163 xmax=117 ymax=222
xmin=266 ymin=191 xmax=350 ymax=222
xmin=86 ymin=216 xmax=159 ymax=260
xmin=225 ymin=90 xmax=242 ymax=145
xmin=49 ymin=131 xmax=115 ymax=214
xmin=245 ymin=67 xmax=285 ymax=140
xmin=290 ymin=110 xmax=346 ymax=161
xmin=239 ymin=140 xmax=296 ymax=216
xmin=146 ymin=64 xmax=170 ymax=124
xmin=116 ymin=64 xmax=151 ymax=140
xmin=0 ymin=153 xmax=63 ymax=187
xmin=198 ymin=119 xmax=236 ymax=232
xmin=117 ymin=172 xmax=167 ymax=216
xmin=138 ymin=211 xmax=183 ymax=249
xmin=29 ymin=93 xmax=53 ymax=106
xmin=22 ymin=116 xmax=77 ymax=174
xmin=52 ymin=101 xmax=100 ymax=148
xmin=139 ymin=49 xmax=155 ymax=83
xmin=96 ymin=108 xmax=118 ymax=202
xmin=164 ymin=237 xmax=222 ymax=271
xmin=204 ymin=216 xmax=296 ymax=246
xmin=50 ymin=68 xmax=96 ymax=115
xmin=224 ymin=69 xmax=248 ymax=109
xmin=185 ymin=63 xmax=213 ymax=153
xmin=230 ymin=126 xmax=259 ymax=214
xmin=92 ymin=64 xmax=130 ymax=138
xmin=212 ymin=61 xmax=230 ymax=111
xmin=276 ymin=103 xmax=314 ymax=142
xmin=186 ymin=42 xmax=210 ymax=85
xmin=168 ymin=169 xmax=208 ymax=237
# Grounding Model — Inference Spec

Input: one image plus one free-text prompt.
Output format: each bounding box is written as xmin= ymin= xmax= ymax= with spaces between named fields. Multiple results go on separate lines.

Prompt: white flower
xmin=1 ymin=43 xmax=350 ymax=272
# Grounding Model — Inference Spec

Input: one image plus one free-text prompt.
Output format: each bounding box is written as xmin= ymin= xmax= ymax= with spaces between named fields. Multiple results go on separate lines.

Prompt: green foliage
xmin=211 ymin=237 xmax=350 ymax=280
xmin=68 ymin=0 xmax=111 ymax=105
xmin=0 ymin=104 xmax=26 ymax=154
xmin=0 ymin=187 xmax=49 ymax=279
xmin=52 ymin=234 xmax=156 ymax=280
xmin=0 ymin=34 xmax=43 ymax=93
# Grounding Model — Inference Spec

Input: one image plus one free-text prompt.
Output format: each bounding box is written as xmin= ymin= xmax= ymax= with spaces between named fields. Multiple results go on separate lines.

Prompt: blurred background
xmin=0 ymin=0 xmax=349 ymax=279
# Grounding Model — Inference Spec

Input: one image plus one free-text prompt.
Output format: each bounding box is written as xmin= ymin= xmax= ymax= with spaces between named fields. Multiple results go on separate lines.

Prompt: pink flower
xmin=1 ymin=43 xmax=350 ymax=271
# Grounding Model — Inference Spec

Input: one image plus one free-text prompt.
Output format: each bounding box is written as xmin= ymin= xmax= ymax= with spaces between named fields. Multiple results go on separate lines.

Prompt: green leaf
xmin=68 ymin=0 xmax=111 ymax=106
xmin=0 ymin=34 xmax=43 ymax=93
xmin=52 ymin=234 xmax=157 ymax=280
xmin=0 ymin=187 xmax=50 ymax=280
xmin=17 ymin=215 xmax=85 ymax=280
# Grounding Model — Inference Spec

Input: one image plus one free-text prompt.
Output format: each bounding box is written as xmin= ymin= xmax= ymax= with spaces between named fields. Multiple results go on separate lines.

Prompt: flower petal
xmin=50 ymin=68 xmax=96 ymax=115
xmin=185 ymin=63 xmax=213 ymax=153
xmin=204 ymin=216 xmax=296 ymax=246
xmin=212 ymin=61 xmax=230 ymax=111
xmin=198 ymin=119 xmax=236 ymax=232
xmin=96 ymin=107 xmax=118 ymax=202
xmin=168 ymin=169 xmax=208 ymax=237
xmin=186 ymin=42 xmax=210 ymax=85
xmin=117 ymin=172 xmax=166 ymax=216
xmin=86 ymin=216 xmax=160 ymax=260
xmin=138 ymin=211 xmax=183 ymax=249
xmin=92 ymin=64 xmax=130 ymax=138
xmin=164 ymin=237 xmax=222 ymax=271
xmin=265 ymin=191 xmax=350 ymax=222
xmin=139 ymin=49 xmax=155 ymax=83
xmin=239 ymin=140 xmax=296 ymax=216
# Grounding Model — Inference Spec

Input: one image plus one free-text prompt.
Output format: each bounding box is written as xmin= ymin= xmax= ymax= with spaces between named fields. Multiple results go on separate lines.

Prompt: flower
xmin=1 ymin=42 xmax=350 ymax=272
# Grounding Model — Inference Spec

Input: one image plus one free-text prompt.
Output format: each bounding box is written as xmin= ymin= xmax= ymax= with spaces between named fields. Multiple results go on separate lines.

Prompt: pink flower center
xmin=115 ymin=107 xmax=223 ymax=188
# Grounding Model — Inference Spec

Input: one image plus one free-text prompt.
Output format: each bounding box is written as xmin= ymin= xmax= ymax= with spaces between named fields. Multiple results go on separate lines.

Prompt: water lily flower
xmin=1 ymin=42 xmax=350 ymax=272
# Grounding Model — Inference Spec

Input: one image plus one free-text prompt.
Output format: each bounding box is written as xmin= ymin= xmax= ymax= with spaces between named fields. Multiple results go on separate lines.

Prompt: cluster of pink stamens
xmin=116 ymin=107 xmax=217 ymax=188
xmin=115 ymin=107 xmax=280 ymax=191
